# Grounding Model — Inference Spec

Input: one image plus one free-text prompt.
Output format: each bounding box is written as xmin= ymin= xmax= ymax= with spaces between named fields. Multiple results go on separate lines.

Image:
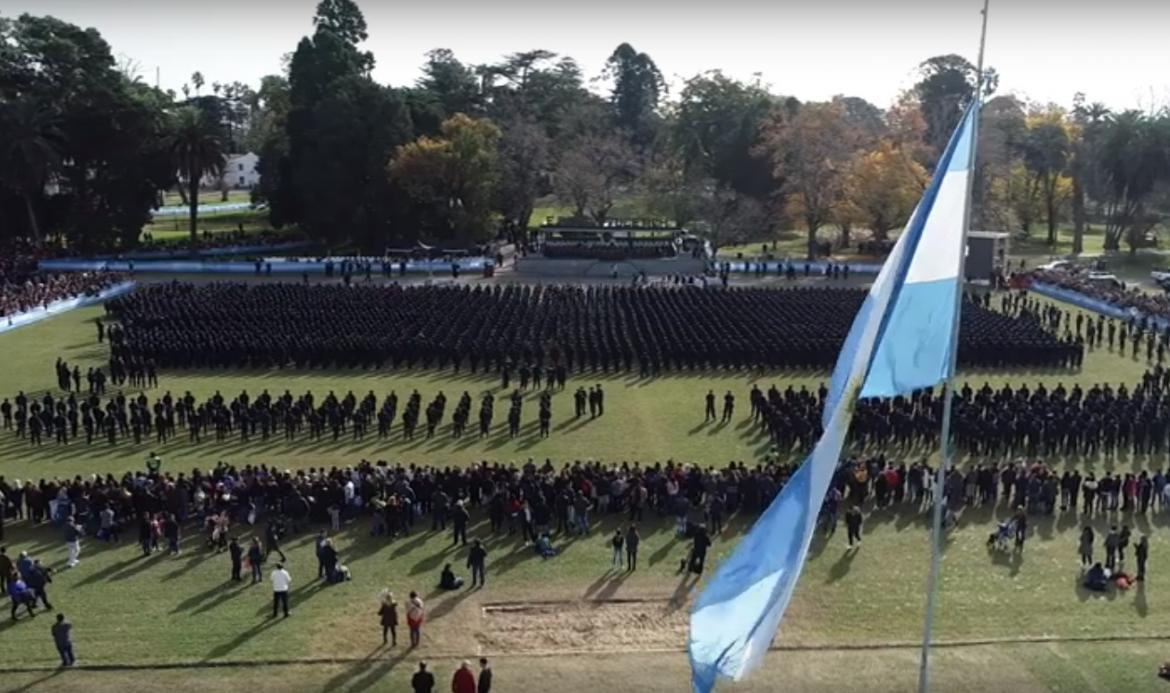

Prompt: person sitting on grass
xmin=535 ymin=532 xmax=557 ymax=559
xmin=439 ymin=563 xmax=464 ymax=590
xmin=1083 ymin=562 xmax=1109 ymax=592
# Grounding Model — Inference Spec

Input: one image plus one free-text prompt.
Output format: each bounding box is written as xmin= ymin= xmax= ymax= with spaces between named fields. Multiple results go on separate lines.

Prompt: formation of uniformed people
xmin=1004 ymin=289 xmax=1170 ymax=366
xmin=0 ymin=387 xmax=574 ymax=447
xmin=743 ymin=366 xmax=1170 ymax=460
xmin=103 ymin=283 xmax=1078 ymax=375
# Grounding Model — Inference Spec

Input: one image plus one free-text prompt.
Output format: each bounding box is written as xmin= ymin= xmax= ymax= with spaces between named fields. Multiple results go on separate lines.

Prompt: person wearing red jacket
xmin=451 ymin=660 xmax=476 ymax=693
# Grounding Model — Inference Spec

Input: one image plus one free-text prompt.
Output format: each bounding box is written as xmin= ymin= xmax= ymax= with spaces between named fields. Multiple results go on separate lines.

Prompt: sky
xmin=3 ymin=0 xmax=1169 ymax=111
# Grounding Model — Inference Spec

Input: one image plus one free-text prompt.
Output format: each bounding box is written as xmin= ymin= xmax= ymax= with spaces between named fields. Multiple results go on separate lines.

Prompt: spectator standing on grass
xmin=51 ymin=613 xmax=74 ymax=666
xmin=452 ymin=660 xmax=476 ymax=693
xmin=626 ymin=525 xmax=640 ymax=571
xmin=412 ymin=662 xmax=435 ymax=693
xmin=1079 ymin=526 xmax=1094 ymax=567
xmin=468 ymin=539 xmax=487 ymax=588
xmin=1137 ymin=536 xmax=1150 ymax=581
xmin=845 ymin=505 xmax=863 ymax=548
xmin=271 ymin=563 xmax=291 ymax=618
xmin=407 ymin=592 xmax=425 ymax=647
xmin=164 ymin=513 xmax=180 ymax=555
xmin=610 ymin=529 xmax=624 ymax=568
xmin=379 ymin=591 xmax=398 ymax=646
xmin=64 ymin=515 xmax=82 ymax=568
xmin=229 ymin=537 xmax=243 ymax=581
xmin=248 ymin=539 xmax=264 ymax=583
xmin=477 ymin=658 xmax=492 ymax=693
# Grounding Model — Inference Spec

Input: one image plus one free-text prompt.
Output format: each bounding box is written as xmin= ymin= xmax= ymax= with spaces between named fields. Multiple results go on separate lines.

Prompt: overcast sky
xmin=4 ymin=0 xmax=1168 ymax=111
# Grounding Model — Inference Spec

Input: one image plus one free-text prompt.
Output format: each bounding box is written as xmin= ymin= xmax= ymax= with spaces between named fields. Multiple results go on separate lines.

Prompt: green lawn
xmin=144 ymin=209 xmax=294 ymax=245
xmin=160 ymin=190 xmax=251 ymax=207
xmin=1 ymin=295 xmax=1169 ymax=691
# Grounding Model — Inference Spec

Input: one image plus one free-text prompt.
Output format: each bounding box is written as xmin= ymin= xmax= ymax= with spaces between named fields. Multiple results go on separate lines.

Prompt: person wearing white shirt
xmin=271 ymin=563 xmax=292 ymax=617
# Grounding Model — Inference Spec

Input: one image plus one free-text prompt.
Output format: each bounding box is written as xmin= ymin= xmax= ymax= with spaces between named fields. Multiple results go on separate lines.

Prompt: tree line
xmin=2 ymin=1 xmax=1168 ymax=256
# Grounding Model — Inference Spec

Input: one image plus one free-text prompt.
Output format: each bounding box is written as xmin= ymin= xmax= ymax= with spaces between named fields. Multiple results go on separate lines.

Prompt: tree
xmin=167 ymin=107 xmax=225 ymax=241
xmin=0 ymin=100 xmax=65 ymax=246
xmin=388 ymin=114 xmax=502 ymax=244
xmin=1097 ymin=111 xmax=1170 ymax=252
xmin=762 ymin=101 xmax=858 ymax=258
xmin=495 ymin=117 xmax=549 ymax=234
xmin=693 ymin=182 xmax=768 ymax=256
xmin=554 ymin=133 xmax=637 ymax=224
xmin=603 ymin=43 xmax=665 ymax=147
xmin=190 ymin=71 xmax=204 ymax=95
xmin=913 ymin=54 xmax=997 ymax=158
xmin=839 ymin=140 xmax=927 ymax=242
xmin=673 ymin=72 xmax=777 ymax=200
xmin=416 ymin=48 xmax=481 ymax=126
xmin=264 ymin=0 xmax=409 ymax=247
xmin=1017 ymin=107 xmax=1071 ymax=245
xmin=1068 ymin=97 xmax=1111 ymax=253
xmin=0 ymin=14 xmax=173 ymax=250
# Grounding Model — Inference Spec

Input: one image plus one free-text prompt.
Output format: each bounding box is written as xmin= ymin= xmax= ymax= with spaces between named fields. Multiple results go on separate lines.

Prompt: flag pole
xmin=917 ymin=1 xmax=989 ymax=691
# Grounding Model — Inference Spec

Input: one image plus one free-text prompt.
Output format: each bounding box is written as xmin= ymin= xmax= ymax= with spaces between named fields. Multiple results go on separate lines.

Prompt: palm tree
xmin=167 ymin=106 xmax=225 ymax=241
xmin=0 ymin=100 xmax=65 ymax=247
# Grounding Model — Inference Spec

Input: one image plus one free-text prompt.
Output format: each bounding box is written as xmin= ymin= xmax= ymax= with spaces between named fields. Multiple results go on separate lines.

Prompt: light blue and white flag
xmin=688 ymin=103 xmax=979 ymax=693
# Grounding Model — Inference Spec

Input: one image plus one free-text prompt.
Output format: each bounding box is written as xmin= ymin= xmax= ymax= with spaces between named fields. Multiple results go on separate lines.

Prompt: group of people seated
xmin=1 ymin=270 xmax=127 ymax=320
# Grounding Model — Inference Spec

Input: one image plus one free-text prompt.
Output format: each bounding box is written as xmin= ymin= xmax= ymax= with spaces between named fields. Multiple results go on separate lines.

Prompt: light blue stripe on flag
xmin=687 ymin=102 xmax=979 ymax=693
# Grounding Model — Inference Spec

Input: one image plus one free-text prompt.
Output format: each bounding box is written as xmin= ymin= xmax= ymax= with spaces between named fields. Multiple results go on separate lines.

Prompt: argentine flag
xmin=688 ymin=103 xmax=978 ymax=693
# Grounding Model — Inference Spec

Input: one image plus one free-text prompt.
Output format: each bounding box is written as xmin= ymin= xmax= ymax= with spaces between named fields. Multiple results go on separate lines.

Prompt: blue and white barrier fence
xmin=0 ymin=281 xmax=137 ymax=335
xmin=81 ymin=241 xmax=315 ymax=261
xmin=1029 ymin=280 xmax=1166 ymax=329
xmin=150 ymin=202 xmax=253 ymax=218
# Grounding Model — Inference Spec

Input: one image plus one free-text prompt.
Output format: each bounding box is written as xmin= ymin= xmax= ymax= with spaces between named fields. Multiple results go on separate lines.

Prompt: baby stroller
xmin=987 ymin=519 xmax=1014 ymax=551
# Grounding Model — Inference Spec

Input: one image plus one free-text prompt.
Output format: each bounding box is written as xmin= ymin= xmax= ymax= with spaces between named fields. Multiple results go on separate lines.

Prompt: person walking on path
xmin=51 ymin=613 xmax=75 ymax=666
xmin=378 ymin=591 xmax=398 ymax=646
xmin=271 ymin=563 xmax=291 ymax=618
xmin=407 ymin=591 xmax=425 ymax=647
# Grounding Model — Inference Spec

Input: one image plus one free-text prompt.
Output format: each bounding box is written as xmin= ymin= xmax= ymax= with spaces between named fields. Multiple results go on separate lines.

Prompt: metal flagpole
xmin=917 ymin=1 xmax=990 ymax=691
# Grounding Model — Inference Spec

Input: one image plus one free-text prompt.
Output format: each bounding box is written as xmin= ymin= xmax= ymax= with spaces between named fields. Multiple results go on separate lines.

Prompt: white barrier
xmin=0 ymin=281 xmax=137 ymax=335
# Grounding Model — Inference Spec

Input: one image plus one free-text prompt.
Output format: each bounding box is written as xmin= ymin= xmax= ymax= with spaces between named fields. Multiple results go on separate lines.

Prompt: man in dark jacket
xmin=478 ymin=658 xmax=492 ymax=693
xmin=25 ymin=560 xmax=52 ymax=610
xmin=411 ymin=661 xmax=435 ymax=693
xmin=229 ymin=537 xmax=243 ymax=581
xmin=52 ymin=613 xmax=75 ymax=666
xmin=467 ymin=539 xmax=487 ymax=587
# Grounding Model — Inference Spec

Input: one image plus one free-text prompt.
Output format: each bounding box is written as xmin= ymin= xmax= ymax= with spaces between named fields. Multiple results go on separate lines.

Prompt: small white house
xmin=203 ymin=152 xmax=260 ymax=189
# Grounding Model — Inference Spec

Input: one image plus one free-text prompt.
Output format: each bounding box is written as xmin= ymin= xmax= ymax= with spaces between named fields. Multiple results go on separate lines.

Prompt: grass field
xmin=3 ymin=291 xmax=1170 ymax=691
xmin=143 ymin=209 xmax=292 ymax=245
xmin=160 ymin=190 xmax=252 ymax=207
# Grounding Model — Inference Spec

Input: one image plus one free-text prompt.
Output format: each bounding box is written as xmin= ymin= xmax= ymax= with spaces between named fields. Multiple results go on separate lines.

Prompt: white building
xmin=203 ymin=152 xmax=260 ymax=189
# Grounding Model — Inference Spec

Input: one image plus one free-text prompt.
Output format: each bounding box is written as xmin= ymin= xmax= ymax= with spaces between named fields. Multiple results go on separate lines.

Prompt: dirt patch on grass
xmin=476 ymin=598 xmax=689 ymax=654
